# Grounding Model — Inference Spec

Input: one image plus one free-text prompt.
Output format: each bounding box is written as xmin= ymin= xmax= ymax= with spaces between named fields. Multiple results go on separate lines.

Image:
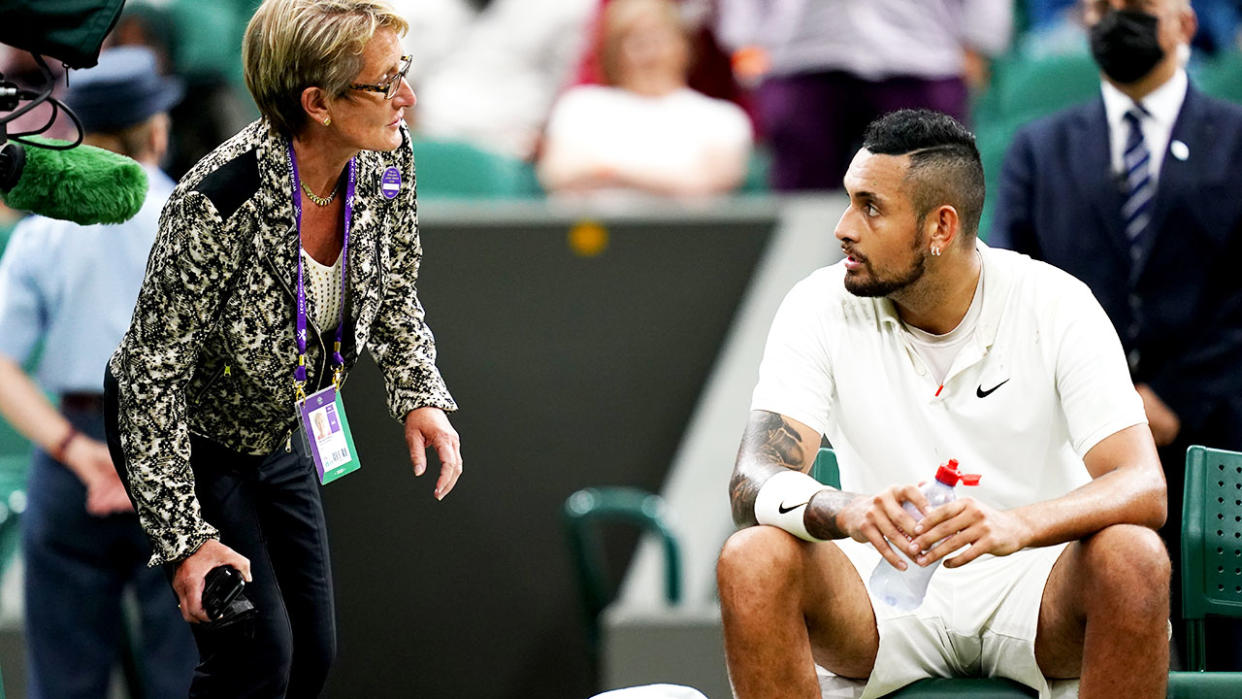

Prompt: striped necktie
xmin=1121 ymin=108 xmax=1153 ymax=254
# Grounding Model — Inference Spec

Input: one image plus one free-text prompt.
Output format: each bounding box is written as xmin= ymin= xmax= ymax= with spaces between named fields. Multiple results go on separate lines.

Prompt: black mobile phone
xmin=202 ymin=565 xmax=256 ymax=626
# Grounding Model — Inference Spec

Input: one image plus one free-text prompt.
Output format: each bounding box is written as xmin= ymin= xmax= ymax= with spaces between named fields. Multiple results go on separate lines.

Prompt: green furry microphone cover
xmin=4 ymin=136 xmax=148 ymax=225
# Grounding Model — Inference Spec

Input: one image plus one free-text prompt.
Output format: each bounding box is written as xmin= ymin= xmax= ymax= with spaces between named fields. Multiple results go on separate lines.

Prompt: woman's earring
xmin=324 ymin=117 xmax=332 ymax=126
xmin=931 ymin=245 xmax=942 ymax=257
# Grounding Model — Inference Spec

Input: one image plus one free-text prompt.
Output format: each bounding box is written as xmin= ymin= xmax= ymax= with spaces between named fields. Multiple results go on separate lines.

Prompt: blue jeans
xmin=104 ymin=369 xmax=337 ymax=698
xmin=23 ymin=405 xmax=197 ymax=699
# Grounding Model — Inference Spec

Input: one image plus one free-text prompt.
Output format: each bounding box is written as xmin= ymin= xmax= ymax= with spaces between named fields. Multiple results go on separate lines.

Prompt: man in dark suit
xmin=992 ymin=0 xmax=1242 ymax=670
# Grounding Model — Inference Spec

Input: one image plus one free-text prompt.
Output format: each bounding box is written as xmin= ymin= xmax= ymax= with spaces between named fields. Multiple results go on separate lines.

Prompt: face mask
xmin=1089 ymin=9 xmax=1166 ymax=84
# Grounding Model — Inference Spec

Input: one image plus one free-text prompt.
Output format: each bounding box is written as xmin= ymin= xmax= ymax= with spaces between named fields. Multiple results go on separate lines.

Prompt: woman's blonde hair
xmin=598 ymin=0 xmax=689 ymax=87
xmin=243 ymin=0 xmax=408 ymax=136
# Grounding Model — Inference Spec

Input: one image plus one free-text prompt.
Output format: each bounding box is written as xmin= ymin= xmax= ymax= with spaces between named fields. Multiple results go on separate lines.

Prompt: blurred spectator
xmin=992 ymin=0 xmax=1242 ymax=668
xmin=0 ymin=47 xmax=198 ymax=698
xmin=716 ymin=0 xmax=1012 ymax=191
xmin=538 ymin=0 xmax=752 ymax=197
xmin=573 ymin=0 xmax=749 ymax=116
xmin=111 ymin=1 xmax=255 ymax=179
xmin=415 ymin=0 xmax=596 ymax=159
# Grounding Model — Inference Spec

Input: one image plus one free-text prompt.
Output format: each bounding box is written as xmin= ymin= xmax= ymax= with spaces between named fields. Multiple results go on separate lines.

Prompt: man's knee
xmin=717 ymin=526 xmax=808 ymax=603
xmin=1081 ymin=524 xmax=1170 ymax=614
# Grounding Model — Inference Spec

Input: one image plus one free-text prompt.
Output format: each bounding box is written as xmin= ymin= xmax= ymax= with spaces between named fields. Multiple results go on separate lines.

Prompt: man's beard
xmin=844 ymin=248 xmax=928 ymax=298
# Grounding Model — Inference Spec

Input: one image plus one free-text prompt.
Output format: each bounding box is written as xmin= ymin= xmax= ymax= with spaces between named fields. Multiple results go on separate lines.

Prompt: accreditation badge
xmin=298 ymin=385 xmax=361 ymax=485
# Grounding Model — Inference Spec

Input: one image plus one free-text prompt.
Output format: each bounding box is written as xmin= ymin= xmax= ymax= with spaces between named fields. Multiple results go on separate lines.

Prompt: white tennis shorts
xmin=826 ymin=538 xmax=1076 ymax=699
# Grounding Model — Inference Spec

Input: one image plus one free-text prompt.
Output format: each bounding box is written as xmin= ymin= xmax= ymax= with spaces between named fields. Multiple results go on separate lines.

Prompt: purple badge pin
xmin=380 ymin=167 xmax=401 ymax=199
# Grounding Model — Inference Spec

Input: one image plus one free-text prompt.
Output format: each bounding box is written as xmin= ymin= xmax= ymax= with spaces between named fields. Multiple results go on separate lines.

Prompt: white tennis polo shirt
xmin=751 ymin=243 xmax=1147 ymax=510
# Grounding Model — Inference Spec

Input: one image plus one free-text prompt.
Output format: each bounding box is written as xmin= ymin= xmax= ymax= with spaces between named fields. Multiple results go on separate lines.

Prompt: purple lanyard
xmin=287 ymin=143 xmax=356 ymax=393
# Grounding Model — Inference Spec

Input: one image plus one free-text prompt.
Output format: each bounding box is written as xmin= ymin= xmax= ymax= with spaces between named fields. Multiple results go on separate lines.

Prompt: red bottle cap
xmin=934 ymin=459 xmax=981 ymax=487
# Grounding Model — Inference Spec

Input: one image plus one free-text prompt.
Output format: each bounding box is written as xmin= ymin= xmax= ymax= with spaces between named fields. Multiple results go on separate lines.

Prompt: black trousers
xmin=104 ymin=369 xmax=337 ymax=698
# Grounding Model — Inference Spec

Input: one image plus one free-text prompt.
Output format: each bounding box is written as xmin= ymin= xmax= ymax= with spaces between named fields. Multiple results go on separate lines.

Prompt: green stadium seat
xmin=411 ymin=139 xmax=541 ymax=199
xmin=1180 ymin=446 xmax=1242 ymax=671
xmin=993 ymin=51 xmax=1101 ymax=126
xmin=562 ymin=487 xmax=681 ymax=647
xmin=974 ymin=117 xmax=1024 ymax=243
xmin=1197 ymin=51 xmax=1242 ymax=106
xmin=740 ymin=148 xmax=772 ymax=194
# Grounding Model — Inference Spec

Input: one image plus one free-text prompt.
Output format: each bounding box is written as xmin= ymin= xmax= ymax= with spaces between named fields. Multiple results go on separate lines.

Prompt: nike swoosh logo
xmin=777 ymin=501 xmax=808 ymax=515
xmin=976 ymin=379 xmax=1010 ymax=398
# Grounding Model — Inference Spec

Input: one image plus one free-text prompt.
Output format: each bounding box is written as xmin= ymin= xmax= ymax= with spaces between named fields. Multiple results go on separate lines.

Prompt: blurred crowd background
xmin=0 ymin=0 xmax=1238 ymax=233
xmin=1 ymin=0 xmax=1242 ymax=696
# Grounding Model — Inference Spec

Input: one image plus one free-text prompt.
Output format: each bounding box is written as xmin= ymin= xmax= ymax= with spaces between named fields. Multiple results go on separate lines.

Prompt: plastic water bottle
xmin=868 ymin=459 xmax=980 ymax=611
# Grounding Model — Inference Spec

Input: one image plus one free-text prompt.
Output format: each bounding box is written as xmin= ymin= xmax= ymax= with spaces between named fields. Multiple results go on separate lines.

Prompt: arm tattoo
xmin=729 ymin=411 xmax=860 ymax=538
xmin=729 ymin=469 xmax=764 ymax=528
xmin=804 ymin=489 xmax=857 ymax=540
xmin=741 ymin=410 xmax=805 ymax=468
xmin=729 ymin=411 xmax=808 ymax=526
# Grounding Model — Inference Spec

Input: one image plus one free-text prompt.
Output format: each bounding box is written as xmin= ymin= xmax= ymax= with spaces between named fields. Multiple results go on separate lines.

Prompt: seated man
xmin=717 ymin=109 xmax=1170 ymax=699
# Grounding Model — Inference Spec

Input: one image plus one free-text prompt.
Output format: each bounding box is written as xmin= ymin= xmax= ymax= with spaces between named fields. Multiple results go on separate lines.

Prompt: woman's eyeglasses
xmin=350 ymin=55 xmax=413 ymax=100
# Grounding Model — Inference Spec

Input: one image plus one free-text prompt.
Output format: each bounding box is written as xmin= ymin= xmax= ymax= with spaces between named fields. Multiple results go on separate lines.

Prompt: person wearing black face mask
xmin=993 ymin=0 xmax=1242 ymax=672
xmin=1090 ymin=6 xmax=1169 ymax=83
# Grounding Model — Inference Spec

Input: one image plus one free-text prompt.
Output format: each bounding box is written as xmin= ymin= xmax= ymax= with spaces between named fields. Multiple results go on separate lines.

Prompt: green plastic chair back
xmin=411 ymin=139 xmax=541 ymax=199
xmin=562 ymin=486 xmax=681 ymax=645
xmin=1181 ymin=445 xmax=1242 ymax=671
xmin=812 ymin=447 xmax=840 ymax=489
xmin=811 ymin=448 xmax=1041 ymax=697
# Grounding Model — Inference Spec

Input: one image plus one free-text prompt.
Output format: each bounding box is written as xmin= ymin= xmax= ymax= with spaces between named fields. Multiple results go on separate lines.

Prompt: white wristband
xmin=753 ymin=470 xmax=828 ymax=542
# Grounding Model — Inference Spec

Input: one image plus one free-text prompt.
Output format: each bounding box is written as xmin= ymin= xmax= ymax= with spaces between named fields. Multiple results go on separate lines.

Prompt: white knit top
xmin=301 ymin=248 xmax=344 ymax=331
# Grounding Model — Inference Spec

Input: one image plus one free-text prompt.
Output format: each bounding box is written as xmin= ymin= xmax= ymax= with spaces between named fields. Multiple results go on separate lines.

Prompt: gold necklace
xmin=301 ymin=180 xmax=338 ymax=207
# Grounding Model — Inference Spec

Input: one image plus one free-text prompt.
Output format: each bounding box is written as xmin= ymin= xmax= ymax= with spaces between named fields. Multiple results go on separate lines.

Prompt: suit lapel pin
xmin=1170 ymin=140 xmax=1189 ymax=161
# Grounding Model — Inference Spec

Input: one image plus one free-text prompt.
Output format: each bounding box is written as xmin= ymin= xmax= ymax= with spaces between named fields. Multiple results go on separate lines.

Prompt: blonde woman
xmin=103 ymin=1 xmax=462 ymax=694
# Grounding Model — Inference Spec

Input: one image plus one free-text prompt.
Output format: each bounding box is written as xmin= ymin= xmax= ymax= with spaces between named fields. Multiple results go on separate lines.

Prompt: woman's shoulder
xmin=177 ymin=120 xmax=272 ymax=221
xmin=179 ymin=121 xmax=269 ymax=191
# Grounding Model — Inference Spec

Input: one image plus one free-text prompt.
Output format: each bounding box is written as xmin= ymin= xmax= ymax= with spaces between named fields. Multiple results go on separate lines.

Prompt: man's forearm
xmin=1013 ymin=469 xmax=1166 ymax=549
xmin=0 ymin=357 xmax=72 ymax=452
xmin=805 ymin=488 xmax=862 ymax=540
xmin=1011 ymin=426 xmax=1167 ymax=548
xmin=729 ymin=410 xmax=863 ymax=538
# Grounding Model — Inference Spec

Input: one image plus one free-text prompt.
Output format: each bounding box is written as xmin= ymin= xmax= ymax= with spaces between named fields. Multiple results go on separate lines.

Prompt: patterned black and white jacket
xmin=109 ymin=119 xmax=457 ymax=566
